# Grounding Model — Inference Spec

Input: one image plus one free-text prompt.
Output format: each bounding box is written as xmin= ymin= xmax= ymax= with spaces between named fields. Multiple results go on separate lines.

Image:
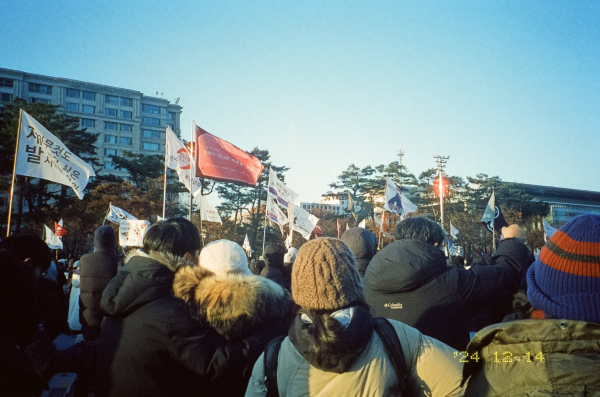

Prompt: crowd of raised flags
xmin=8 ymin=108 xmax=556 ymax=256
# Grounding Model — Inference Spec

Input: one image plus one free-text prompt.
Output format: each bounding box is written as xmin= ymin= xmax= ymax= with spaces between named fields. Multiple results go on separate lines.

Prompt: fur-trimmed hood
xmin=173 ymin=266 xmax=293 ymax=340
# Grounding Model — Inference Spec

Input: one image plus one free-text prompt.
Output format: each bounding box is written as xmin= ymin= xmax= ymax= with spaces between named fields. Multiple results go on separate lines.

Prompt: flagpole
xmin=6 ymin=109 xmax=23 ymax=237
xmin=188 ymin=119 xmax=194 ymax=221
xmin=262 ymin=169 xmax=271 ymax=256
xmin=162 ymin=127 xmax=168 ymax=219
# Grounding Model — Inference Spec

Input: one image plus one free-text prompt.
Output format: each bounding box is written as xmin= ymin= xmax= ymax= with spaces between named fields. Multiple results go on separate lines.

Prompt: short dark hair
xmin=0 ymin=233 xmax=52 ymax=271
xmin=143 ymin=217 xmax=200 ymax=257
xmin=394 ymin=217 xmax=445 ymax=246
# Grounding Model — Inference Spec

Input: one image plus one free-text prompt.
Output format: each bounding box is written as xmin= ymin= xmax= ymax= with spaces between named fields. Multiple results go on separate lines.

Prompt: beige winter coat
xmin=245 ymin=319 xmax=464 ymax=397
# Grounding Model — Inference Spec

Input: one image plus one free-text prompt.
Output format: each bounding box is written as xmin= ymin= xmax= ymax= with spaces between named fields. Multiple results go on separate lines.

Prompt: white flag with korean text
xmin=119 ymin=220 xmax=150 ymax=247
xmin=44 ymin=225 xmax=63 ymax=250
xmin=166 ymin=126 xmax=202 ymax=197
xmin=266 ymin=194 xmax=289 ymax=226
xmin=106 ymin=204 xmax=137 ymax=224
xmin=15 ymin=110 xmax=95 ymax=199
xmin=268 ymin=168 xmax=298 ymax=208
xmin=199 ymin=195 xmax=222 ymax=224
xmin=288 ymin=203 xmax=319 ymax=240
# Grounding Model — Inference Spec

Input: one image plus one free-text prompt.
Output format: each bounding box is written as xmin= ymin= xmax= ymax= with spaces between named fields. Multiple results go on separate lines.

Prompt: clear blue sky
xmin=3 ymin=1 xmax=599 ymax=202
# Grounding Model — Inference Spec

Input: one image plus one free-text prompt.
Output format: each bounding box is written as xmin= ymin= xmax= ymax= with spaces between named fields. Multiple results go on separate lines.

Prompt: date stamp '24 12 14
xmin=454 ymin=351 xmax=545 ymax=363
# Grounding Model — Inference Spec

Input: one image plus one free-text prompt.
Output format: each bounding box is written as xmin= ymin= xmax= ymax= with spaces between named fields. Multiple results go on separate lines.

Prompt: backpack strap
xmin=263 ymin=335 xmax=286 ymax=397
xmin=373 ymin=317 xmax=409 ymax=396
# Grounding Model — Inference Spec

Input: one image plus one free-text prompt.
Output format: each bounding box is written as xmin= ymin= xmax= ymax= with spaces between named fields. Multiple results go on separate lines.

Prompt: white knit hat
xmin=199 ymin=239 xmax=252 ymax=276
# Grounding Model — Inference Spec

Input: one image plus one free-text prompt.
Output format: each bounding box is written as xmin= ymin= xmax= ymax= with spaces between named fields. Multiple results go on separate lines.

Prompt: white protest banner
xmin=384 ymin=177 xmax=417 ymax=216
xmin=15 ymin=110 xmax=95 ymax=199
xmin=268 ymin=168 xmax=298 ymax=208
xmin=119 ymin=220 xmax=150 ymax=247
xmin=166 ymin=126 xmax=202 ymax=196
xmin=44 ymin=225 xmax=63 ymax=250
xmin=266 ymin=195 xmax=289 ymax=226
xmin=288 ymin=203 xmax=319 ymax=240
xmin=106 ymin=204 xmax=137 ymax=224
xmin=199 ymin=195 xmax=222 ymax=224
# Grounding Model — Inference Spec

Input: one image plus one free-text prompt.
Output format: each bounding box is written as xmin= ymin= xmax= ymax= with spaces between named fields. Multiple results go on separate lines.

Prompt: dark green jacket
xmin=462 ymin=319 xmax=600 ymax=396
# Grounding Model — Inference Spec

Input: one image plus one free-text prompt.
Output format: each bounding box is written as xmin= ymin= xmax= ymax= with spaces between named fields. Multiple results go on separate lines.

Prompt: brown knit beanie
xmin=292 ymin=238 xmax=363 ymax=310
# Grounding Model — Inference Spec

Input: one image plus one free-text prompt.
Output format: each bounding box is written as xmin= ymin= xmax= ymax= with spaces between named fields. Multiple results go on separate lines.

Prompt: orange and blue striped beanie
xmin=527 ymin=213 xmax=600 ymax=323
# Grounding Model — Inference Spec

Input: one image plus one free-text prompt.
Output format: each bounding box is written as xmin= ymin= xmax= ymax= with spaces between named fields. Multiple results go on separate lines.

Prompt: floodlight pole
xmin=433 ymin=154 xmax=450 ymax=230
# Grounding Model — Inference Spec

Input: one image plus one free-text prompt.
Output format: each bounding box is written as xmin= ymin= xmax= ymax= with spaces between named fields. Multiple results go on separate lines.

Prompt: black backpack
xmin=263 ymin=317 xmax=409 ymax=397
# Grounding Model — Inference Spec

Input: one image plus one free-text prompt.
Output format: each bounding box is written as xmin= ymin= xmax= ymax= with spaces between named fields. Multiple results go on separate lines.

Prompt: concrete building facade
xmin=0 ymin=67 xmax=182 ymax=179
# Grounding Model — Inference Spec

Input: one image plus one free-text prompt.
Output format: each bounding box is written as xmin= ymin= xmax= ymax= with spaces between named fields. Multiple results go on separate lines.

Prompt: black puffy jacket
xmin=364 ymin=238 xmax=530 ymax=351
xmin=97 ymin=254 xmax=276 ymax=397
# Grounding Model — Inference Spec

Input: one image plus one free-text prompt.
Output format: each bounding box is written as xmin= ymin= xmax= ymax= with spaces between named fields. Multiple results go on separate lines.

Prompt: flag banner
xmin=15 ymin=110 xmax=95 ymax=199
xmin=268 ymin=168 xmax=298 ymax=208
xmin=55 ymin=219 xmax=67 ymax=236
xmin=480 ymin=192 xmax=509 ymax=233
xmin=288 ymin=203 xmax=319 ymax=240
xmin=347 ymin=191 xmax=372 ymax=223
xmin=384 ymin=177 xmax=418 ymax=216
xmin=195 ymin=125 xmax=264 ymax=186
xmin=337 ymin=219 xmax=342 ymax=239
xmin=346 ymin=223 xmax=350 ymax=231
xmin=157 ymin=215 xmax=165 ymax=221
xmin=450 ymin=222 xmax=459 ymax=239
xmin=448 ymin=239 xmax=460 ymax=256
xmin=242 ymin=233 xmax=251 ymax=253
xmin=199 ymin=195 xmax=222 ymax=224
xmin=285 ymin=231 xmax=293 ymax=249
xmin=44 ymin=225 xmax=63 ymax=250
xmin=165 ymin=126 xmax=203 ymax=197
xmin=358 ymin=219 xmax=366 ymax=228
xmin=543 ymin=219 xmax=557 ymax=240
xmin=266 ymin=195 xmax=289 ymax=226
xmin=106 ymin=204 xmax=137 ymax=224
xmin=119 ymin=220 xmax=150 ymax=247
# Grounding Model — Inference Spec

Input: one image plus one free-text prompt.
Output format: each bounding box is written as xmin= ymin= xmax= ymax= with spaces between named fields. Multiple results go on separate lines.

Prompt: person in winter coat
xmin=245 ymin=238 xmax=464 ymax=397
xmin=282 ymin=247 xmax=298 ymax=290
xmin=174 ymin=239 xmax=293 ymax=397
xmin=260 ymin=243 xmax=287 ymax=288
xmin=0 ymin=233 xmax=70 ymax=339
xmin=462 ymin=213 xmax=600 ymax=395
xmin=364 ymin=217 xmax=532 ymax=351
xmin=79 ymin=226 xmax=120 ymax=340
xmin=97 ymin=218 xmax=281 ymax=397
xmin=340 ymin=227 xmax=378 ymax=277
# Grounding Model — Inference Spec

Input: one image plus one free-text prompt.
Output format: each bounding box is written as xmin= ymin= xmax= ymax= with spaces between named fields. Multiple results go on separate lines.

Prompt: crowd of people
xmin=0 ymin=213 xmax=599 ymax=396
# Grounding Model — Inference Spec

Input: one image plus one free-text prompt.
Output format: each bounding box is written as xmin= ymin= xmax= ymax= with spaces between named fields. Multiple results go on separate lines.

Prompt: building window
xmin=142 ymin=129 xmax=160 ymax=139
xmin=29 ymin=83 xmax=52 ymax=95
xmin=142 ymin=104 xmax=160 ymax=114
xmin=120 ymin=97 xmax=133 ymax=106
xmin=82 ymin=105 xmax=95 ymax=114
xmin=119 ymin=137 xmax=132 ymax=145
xmin=143 ymin=142 xmax=159 ymax=151
xmin=104 ymin=148 xmax=118 ymax=157
xmin=66 ymin=102 xmax=78 ymax=112
xmin=120 ymin=124 xmax=132 ymax=132
xmin=82 ymin=91 xmax=95 ymax=101
xmin=1 ymin=93 xmax=13 ymax=102
xmin=66 ymin=88 xmax=79 ymax=98
xmin=105 ymin=122 xmax=117 ymax=130
xmin=104 ymin=135 xmax=117 ymax=143
xmin=142 ymin=117 xmax=160 ymax=126
xmin=105 ymin=95 xmax=119 ymax=105
xmin=30 ymin=97 xmax=51 ymax=104
xmin=81 ymin=118 xmax=95 ymax=128
xmin=105 ymin=161 xmax=116 ymax=170
xmin=120 ymin=110 xmax=132 ymax=119
xmin=0 ymin=78 xmax=14 ymax=88
xmin=105 ymin=108 xmax=118 ymax=117
xmin=168 ymin=112 xmax=176 ymax=120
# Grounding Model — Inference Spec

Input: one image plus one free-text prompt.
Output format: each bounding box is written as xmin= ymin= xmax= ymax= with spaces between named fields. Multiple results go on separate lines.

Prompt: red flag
xmin=55 ymin=220 xmax=67 ymax=236
xmin=194 ymin=125 xmax=264 ymax=186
